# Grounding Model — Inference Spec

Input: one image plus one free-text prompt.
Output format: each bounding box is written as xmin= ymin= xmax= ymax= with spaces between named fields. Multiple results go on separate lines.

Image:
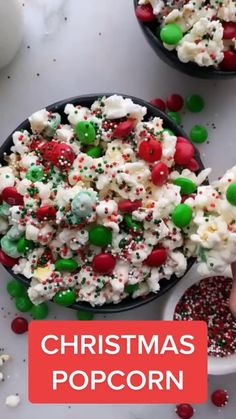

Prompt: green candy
xmin=55 ymin=258 xmax=78 ymax=272
xmin=17 ymin=237 xmax=34 ymax=254
xmin=1 ymin=236 xmax=21 ymax=259
xmin=15 ymin=295 xmax=33 ymax=312
xmin=160 ymin=23 xmax=183 ymax=45
xmin=86 ymin=146 xmax=102 ymax=158
xmin=124 ymin=214 xmax=143 ymax=232
xmin=162 ymin=129 xmax=175 ymax=136
xmin=167 ymin=111 xmax=181 ymax=125
xmin=75 ymin=121 xmax=96 ymax=145
xmin=174 ymin=178 xmax=197 ymax=194
xmin=226 ymin=182 xmax=236 ymax=206
xmin=124 ymin=284 xmax=139 ymax=295
xmin=31 ymin=303 xmax=49 ymax=319
xmin=76 ymin=311 xmax=94 ymax=320
xmin=26 ymin=165 xmax=44 ymax=182
xmin=7 ymin=280 xmax=25 ymax=298
xmin=186 ymin=95 xmax=205 ymax=113
xmin=53 ymin=290 xmax=76 ymax=306
xmin=172 ymin=204 xmax=193 ymax=228
xmin=89 ymin=225 xmax=112 ymax=246
xmin=190 ymin=125 xmax=208 ymax=143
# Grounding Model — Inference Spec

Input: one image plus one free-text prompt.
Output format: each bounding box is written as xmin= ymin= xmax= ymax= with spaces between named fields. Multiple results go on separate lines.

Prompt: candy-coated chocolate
xmin=135 ymin=4 xmax=155 ymax=22
xmin=92 ymin=253 xmax=116 ymax=274
xmin=113 ymin=119 xmax=135 ymax=138
xmin=51 ymin=143 xmax=75 ymax=170
xmin=190 ymin=125 xmax=208 ymax=143
xmin=15 ymin=295 xmax=33 ymax=312
xmin=2 ymin=187 xmax=24 ymax=206
xmin=150 ymin=98 xmax=166 ymax=111
xmin=36 ymin=205 xmax=57 ymax=221
xmin=118 ymin=199 xmax=142 ymax=213
xmin=186 ymin=95 xmax=205 ymax=112
xmin=0 ymin=249 xmax=18 ymax=267
xmin=76 ymin=310 xmax=94 ymax=320
xmin=166 ymin=94 xmax=184 ymax=112
xmin=7 ymin=280 xmax=25 ymax=298
xmin=151 ymin=162 xmax=169 ymax=186
xmin=53 ymin=289 xmax=76 ymax=306
xmin=145 ymin=247 xmax=167 ymax=267
xmin=89 ymin=225 xmax=112 ymax=246
xmin=31 ymin=302 xmax=49 ymax=319
xmin=160 ymin=23 xmax=183 ymax=45
xmin=139 ymin=138 xmax=162 ymax=162
xmin=26 ymin=165 xmax=44 ymax=182
xmin=221 ymin=51 xmax=236 ymax=71
xmin=124 ymin=214 xmax=143 ymax=231
xmin=55 ymin=258 xmax=78 ymax=272
xmin=185 ymin=158 xmax=199 ymax=172
xmin=176 ymin=403 xmax=194 ymax=419
xmin=167 ymin=111 xmax=181 ymax=125
xmin=174 ymin=178 xmax=197 ymax=194
xmin=75 ymin=121 xmax=96 ymax=145
xmin=17 ymin=237 xmax=34 ymax=253
xmin=172 ymin=204 xmax=193 ymax=228
xmin=124 ymin=284 xmax=139 ymax=295
xmin=226 ymin=182 xmax=236 ymax=206
xmin=11 ymin=317 xmax=28 ymax=334
xmin=211 ymin=389 xmax=229 ymax=407
xmin=174 ymin=140 xmax=194 ymax=165
xmin=86 ymin=146 xmax=102 ymax=158
xmin=223 ymin=22 xmax=236 ymax=40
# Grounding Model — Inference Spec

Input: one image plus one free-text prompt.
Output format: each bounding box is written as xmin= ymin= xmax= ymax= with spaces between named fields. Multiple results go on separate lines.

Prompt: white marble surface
xmin=0 ymin=0 xmax=236 ymax=417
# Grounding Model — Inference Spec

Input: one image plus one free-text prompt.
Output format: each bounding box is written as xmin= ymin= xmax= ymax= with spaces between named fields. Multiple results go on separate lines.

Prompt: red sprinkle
xmin=167 ymin=94 xmax=184 ymax=112
xmin=11 ymin=317 xmax=28 ymax=334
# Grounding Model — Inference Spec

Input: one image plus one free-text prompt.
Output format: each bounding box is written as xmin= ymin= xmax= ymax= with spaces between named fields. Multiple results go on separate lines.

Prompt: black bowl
xmin=134 ymin=0 xmax=236 ymax=79
xmin=0 ymin=93 xmax=204 ymax=313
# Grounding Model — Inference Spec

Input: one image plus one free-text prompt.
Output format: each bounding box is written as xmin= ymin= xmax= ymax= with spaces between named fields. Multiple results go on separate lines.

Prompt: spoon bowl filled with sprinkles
xmin=163 ymin=269 xmax=236 ymax=375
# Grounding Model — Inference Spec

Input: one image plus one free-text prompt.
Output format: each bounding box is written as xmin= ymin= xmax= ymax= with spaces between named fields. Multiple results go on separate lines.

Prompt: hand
xmin=230 ymin=262 xmax=236 ymax=317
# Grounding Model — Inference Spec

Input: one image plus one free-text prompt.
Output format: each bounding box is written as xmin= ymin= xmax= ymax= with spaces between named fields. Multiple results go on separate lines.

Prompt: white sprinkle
xmin=5 ymin=394 xmax=20 ymax=407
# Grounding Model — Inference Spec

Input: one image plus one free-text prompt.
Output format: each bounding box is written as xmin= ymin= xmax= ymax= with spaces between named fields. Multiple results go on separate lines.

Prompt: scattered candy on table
xmin=211 ymin=389 xmax=229 ymax=407
xmin=11 ymin=317 xmax=28 ymax=334
xmin=176 ymin=403 xmax=195 ymax=419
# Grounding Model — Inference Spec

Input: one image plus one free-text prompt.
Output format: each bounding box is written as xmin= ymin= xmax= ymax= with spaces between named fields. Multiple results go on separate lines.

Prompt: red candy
xmin=40 ymin=141 xmax=56 ymax=161
xmin=167 ymin=94 xmax=184 ymax=112
xmin=29 ymin=139 xmax=45 ymax=152
xmin=11 ymin=317 xmax=28 ymax=334
xmin=211 ymin=389 xmax=229 ymax=407
xmin=223 ymin=22 xmax=236 ymax=39
xmin=118 ymin=199 xmax=142 ymax=213
xmin=145 ymin=247 xmax=167 ymax=267
xmin=0 ymin=249 xmax=18 ymax=267
xmin=135 ymin=4 xmax=155 ymax=22
xmin=113 ymin=120 xmax=135 ymax=138
xmin=139 ymin=138 xmax=162 ymax=162
xmin=176 ymin=404 xmax=194 ymax=419
xmin=92 ymin=253 xmax=116 ymax=274
xmin=150 ymin=98 xmax=166 ymax=112
xmin=175 ymin=138 xmax=194 ymax=166
xmin=51 ymin=143 xmax=75 ymax=170
xmin=151 ymin=162 xmax=169 ymax=186
xmin=221 ymin=51 xmax=236 ymax=71
xmin=36 ymin=205 xmax=57 ymax=221
xmin=185 ymin=158 xmax=199 ymax=172
xmin=2 ymin=187 xmax=24 ymax=206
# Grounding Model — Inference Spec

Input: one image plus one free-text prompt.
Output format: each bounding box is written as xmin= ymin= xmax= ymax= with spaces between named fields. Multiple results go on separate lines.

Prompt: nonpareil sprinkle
xmin=174 ymin=276 xmax=236 ymax=357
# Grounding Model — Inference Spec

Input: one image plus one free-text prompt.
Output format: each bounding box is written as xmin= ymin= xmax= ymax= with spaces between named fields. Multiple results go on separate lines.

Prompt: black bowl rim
xmin=0 ymin=93 xmax=202 ymax=313
xmin=134 ymin=0 xmax=236 ymax=79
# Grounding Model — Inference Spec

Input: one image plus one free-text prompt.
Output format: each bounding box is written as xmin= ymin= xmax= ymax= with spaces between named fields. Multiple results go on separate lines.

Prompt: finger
xmin=230 ymin=263 xmax=236 ymax=317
